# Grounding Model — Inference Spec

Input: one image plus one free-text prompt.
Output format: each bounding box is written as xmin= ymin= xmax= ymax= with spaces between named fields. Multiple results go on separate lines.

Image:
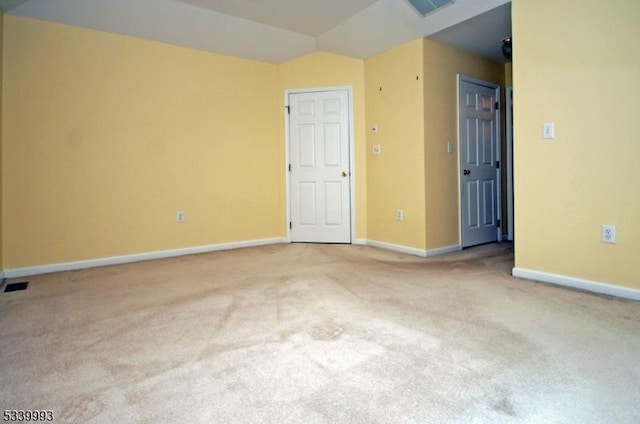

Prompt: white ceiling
xmin=0 ymin=0 xmax=511 ymax=64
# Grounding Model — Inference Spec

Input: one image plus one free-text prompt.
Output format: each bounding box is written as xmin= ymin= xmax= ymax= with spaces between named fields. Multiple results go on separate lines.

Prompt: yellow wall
xmin=513 ymin=0 xmax=640 ymax=289
xmin=278 ymin=52 xmax=367 ymax=240
xmin=365 ymin=39 xmax=426 ymax=249
xmin=3 ymin=16 xmax=283 ymax=268
xmin=422 ymin=39 xmax=504 ymax=249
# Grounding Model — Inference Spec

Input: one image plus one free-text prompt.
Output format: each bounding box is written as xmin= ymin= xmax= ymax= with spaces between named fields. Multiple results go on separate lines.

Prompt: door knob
xmin=463 ymin=169 xmax=471 ymax=175
xmin=342 ymin=170 xmax=349 ymax=177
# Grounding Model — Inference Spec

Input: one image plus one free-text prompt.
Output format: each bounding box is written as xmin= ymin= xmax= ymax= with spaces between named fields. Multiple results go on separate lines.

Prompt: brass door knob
xmin=342 ymin=170 xmax=349 ymax=177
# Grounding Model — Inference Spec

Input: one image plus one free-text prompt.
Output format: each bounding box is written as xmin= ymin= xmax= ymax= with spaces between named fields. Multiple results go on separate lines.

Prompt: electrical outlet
xmin=372 ymin=144 xmax=381 ymax=155
xmin=176 ymin=210 xmax=185 ymax=223
xmin=396 ymin=209 xmax=404 ymax=221
xmin=601 ymin=225 xmax=616 ymax=244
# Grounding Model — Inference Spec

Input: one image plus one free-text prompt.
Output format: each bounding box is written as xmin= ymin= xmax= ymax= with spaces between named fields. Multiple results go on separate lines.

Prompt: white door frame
xmin=506 ymin=86 xmax=514 ymax=241
xmin=284 ymin=86 xmax=356 ymax=243
xmin=457 ymin=75 xmax=502 ymax=246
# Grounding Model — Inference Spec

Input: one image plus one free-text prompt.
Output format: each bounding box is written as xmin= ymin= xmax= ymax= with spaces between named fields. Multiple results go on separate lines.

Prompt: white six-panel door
xmin=459 ymin=77 xmax=501 ymax=247
xmin=288 ymin=90 xmax=351 ymax=243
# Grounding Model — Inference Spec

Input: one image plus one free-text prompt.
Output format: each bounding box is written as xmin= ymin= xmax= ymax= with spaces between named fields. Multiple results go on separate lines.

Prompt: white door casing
xmin=458 ymin=76 xmax=501 ymax=247
xmin=287 ymin=89 xmax=352 ymax=243
xmin=506 ymin=86 xmax=514 ymax=241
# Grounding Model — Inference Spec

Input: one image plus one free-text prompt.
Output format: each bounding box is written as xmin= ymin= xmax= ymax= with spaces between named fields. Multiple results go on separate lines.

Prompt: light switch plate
xmin=542 ymin=122 xmax=555 ymax=139
xmin=372 ymin=144 xmax=381 ymax=155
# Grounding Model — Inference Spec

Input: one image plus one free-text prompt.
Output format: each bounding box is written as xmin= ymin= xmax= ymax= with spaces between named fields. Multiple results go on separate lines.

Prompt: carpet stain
xmin=490 ymin=395 xmax=517 ymax=416
xmin=57 ymin=391 xmax=104 ymax=422
xmin=310 ymin=322 xmax=344 ymax=341
xmin=215 ymin=295 xmax=240 ymax=332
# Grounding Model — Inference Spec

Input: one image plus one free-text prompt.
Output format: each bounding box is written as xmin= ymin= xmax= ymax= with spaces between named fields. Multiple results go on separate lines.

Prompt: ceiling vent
xmin=406 ymin=0 xmax=455 ymax=17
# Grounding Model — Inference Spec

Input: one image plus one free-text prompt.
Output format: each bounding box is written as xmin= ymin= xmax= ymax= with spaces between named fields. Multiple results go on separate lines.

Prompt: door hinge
xmin=289 ymin=222 xmax=292 ymax=229
xmin=497 ymin=219 xmax=501 ymax=227
xmin=288 ymin=163 xmax=291 ymax=172
xmin=495 ymin=102 xmax=500 ymax=110
xmin=286 ymin=105 xmax=290 ymax=114
xmin=496 ymin=160 xmax=500 ymax=169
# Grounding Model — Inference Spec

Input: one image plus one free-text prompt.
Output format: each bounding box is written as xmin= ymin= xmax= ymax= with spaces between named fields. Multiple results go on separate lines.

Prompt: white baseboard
xmin=512 ymin=267 xmax=640 ymax=302
xmin=366 ymin=239 xmax=461 ymax=258
xmin=3 ymin=237 xmax=286 ymax=279
xmin=353 ymin=238 xmax=368 ymax=246
xmin=425 ymin=244 xmax=463 ymax=257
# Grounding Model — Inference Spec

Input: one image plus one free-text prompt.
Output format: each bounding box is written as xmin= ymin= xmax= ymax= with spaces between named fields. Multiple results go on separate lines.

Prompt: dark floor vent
xmin=4 ymin=281 xmax=29 ymax=292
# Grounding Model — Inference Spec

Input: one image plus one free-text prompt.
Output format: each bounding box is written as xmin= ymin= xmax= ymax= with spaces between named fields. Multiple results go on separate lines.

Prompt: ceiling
xmin=0 ymin=0 xmax=511 ymax=64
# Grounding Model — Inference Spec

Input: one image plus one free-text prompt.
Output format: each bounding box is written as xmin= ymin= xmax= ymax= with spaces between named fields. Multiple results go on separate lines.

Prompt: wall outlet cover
xmin=601 ymin=224 xmax=616 ymax=243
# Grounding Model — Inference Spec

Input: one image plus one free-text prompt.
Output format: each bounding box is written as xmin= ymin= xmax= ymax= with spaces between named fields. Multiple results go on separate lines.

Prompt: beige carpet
xmin=1 ymin=243 xmax=639 ymax=423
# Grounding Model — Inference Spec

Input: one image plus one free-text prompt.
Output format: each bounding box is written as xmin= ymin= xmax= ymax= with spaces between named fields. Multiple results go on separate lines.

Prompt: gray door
xmin=459 ymin=77 xmax=501 ymax=247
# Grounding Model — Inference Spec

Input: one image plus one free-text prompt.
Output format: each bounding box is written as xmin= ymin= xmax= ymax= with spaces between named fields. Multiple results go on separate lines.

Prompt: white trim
xmin=512 ymin=267 xmax=640 ymax=302
xmin=3 ymin=237 xmax=286 ymax=279
xmin=496 ymin=83 xmax=503 ymax=244
xmin=284 ymin=86 xmax=356 ymax=244
xmin=284 ymin=90 xmax=292 ymax=242
xmin=457 ymin=74 xmax=502 ymax=246
xmin=505 ymin=86 xmax=514 ymax=241
xmin=353 ymin=238 xmax=368 ymax=246
xmin=367 ymin=240 xmax=427 ymax=257
xmin=457 ymin=75 xmax=500 ymax=90
xmin=367 ymin=240 xmax=462 ymax=258
xmin=425 ymin=244 xmax=464 ymax=257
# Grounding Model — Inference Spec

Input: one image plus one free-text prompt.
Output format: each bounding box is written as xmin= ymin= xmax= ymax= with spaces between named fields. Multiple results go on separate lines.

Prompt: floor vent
xmin=4 ymin=281 xmax=29 ymax=293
